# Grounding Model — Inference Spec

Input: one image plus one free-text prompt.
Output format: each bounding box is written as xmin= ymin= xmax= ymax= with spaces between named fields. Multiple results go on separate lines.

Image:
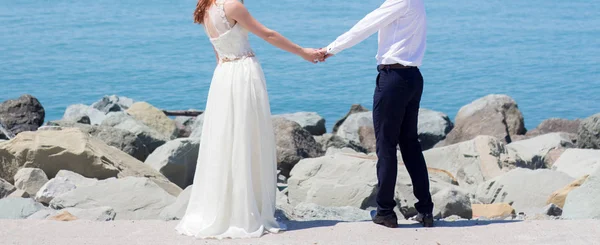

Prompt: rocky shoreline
xmin=1 ymin=94 xmax=599 ymax=223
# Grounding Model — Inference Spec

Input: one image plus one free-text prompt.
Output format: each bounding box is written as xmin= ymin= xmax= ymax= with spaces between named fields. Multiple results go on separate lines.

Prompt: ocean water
xmin=1 ymin=0 xmax=598 ymax=130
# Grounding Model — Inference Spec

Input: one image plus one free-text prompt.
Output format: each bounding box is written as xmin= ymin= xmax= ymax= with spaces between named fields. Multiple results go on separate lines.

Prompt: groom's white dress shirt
xmin=326 ymin=0 xmax=427 ymax=66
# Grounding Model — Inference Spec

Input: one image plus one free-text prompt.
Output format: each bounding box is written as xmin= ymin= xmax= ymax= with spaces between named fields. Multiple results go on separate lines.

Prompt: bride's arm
xmin=225 ymin=1 xmax=323 ymax=63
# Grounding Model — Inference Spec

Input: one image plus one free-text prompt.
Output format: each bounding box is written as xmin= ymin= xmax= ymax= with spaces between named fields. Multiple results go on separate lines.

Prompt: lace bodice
xmin=205 ymin=0 xmax=254 ymax=63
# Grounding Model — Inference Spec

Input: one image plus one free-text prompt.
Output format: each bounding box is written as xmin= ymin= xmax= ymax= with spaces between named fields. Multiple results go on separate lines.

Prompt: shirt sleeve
xmin=326 ymin=0 xmax=409 ymax=55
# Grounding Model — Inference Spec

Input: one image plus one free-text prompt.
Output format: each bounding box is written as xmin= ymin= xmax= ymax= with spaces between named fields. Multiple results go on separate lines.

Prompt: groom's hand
xmin=317 ymin=48 xmax=334 ymax=62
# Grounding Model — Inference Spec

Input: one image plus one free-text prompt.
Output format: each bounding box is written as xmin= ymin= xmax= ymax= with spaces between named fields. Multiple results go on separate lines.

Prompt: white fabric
xmin=326 ymin=0 xmax=427 ymax=66
xmin=175 ymin=0 xmax=281 ymax=239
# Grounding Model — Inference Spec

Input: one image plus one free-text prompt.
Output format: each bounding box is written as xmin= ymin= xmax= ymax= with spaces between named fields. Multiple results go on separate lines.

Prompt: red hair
xmin=193 ymin=0 xmax=216 ymax=24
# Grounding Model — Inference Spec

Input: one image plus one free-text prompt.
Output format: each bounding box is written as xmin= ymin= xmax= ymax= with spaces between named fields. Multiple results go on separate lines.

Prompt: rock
xmin=100 ymin=112 xmax=169 ymax=155
xmin=14 ymin=168 xmax=49 ymax=196
xmin=418 ymin=108 xmax=454 ymax=150
xmin=0 ymin=128 xmax=181 ymax=197
xmin=34 ymin=177 xmax=77 ymax=204
xmin=562 ymin=167 xmax=600 ymax=219
xmin=63 ymin=104 xmax=106 ymax=125
xmin=61 ymin=207 xmax=116 ymax=221
xmin=91 ymin=95 xmax=134 ymax=113
xmin=358 ymin=126 xmax=376 ymax=153
xmin=431 ymin=187 xmax=472 ymax=219
xmin=472 ymin=203 xmax=515 ymax=219
xmin=0 ymin=94 xmax=45 ymax=138
xmin=314 ymin=133 xmax=367 ymax=154
xmin=423 ymin=136 xmax=517 ymax=191
xmin=287 ymin=203 xmax=371 ymax=222
xmin=526 ymin=118 xmax=581 ymax=137
xmin=126 ymin=102 xmax=177 ymax=139
xmin=55 ymin=170 xmax=99 ymax=187
xmin=506 ymin=133 xmax=575 ymax=169
xmin=475 ymin=168 xmax=574 ymax=213
xmin=547 ymin=175 xmax=589 ymax=208
xmin=50 ymin=177 xmax=176 ymax=220
xmin=442 ymin=94 xmax=526 ymax=145
xmin=7 ymin=189 xmax=29 ymax=198
xmin=27 ymin=209 xmax=56 ymax=220
xmin=1 ymin=178 xmax=16 ymax=199
xmin=288 ymin=154 xmax=378 ymax=209
xmin=273 ymin=117 xmax=324 ymax=177
xmin=325 ymin=147 xmax=361 ymax=156
xmin=332 ymin=104 xmax=369 ymax=134
xmin=577 ymin=113 xmax=600 ymax=149
xmin=188 ymin=114 xmax=205 ymax=138
xmin=336 ymin=112 xmax=373 ymax=144
xmin=552 ymin=149 xmax=600 ymax=178
xmin=0 ymin=198 xmax=45 ymax=219
xmin=144 ymin=138 xmax=200 ymax=189
xmin=46 ymin=121 xmax=153 ymax=161
xmin=49 ymin=211 xmax=78 ymax=221
xmin=274 ymin=112 xmax=326 ymax=136
xmin=542 ymin=203 xmax=563 ymax=216
xmin=174 ymin=116 xmax=196 ymax=138
xmin=159 ymin=185 xmax=192 ymax=220
xmin=288 ymin=153 xmax=456 ymax=215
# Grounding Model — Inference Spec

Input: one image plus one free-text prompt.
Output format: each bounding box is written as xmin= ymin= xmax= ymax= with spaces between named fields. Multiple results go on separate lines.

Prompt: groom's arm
xmin=326 ymin=0 xmax=409 ymax=55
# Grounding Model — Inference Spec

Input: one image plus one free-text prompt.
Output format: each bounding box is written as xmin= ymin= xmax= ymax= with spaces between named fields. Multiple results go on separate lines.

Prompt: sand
xmin=1 ymin=219 xmax=599 ymax=245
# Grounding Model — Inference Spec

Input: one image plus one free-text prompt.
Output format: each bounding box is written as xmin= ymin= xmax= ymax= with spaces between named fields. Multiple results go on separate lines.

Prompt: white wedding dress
xmin=175 ymin=0 xmax=281 ymax=239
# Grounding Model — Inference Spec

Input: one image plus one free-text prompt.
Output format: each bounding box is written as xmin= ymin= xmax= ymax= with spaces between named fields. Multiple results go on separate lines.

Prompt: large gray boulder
xmin=101 ymin=112 xmax=169 ymax=153
xmin=286 ymin=202 xmax=371 ymax=222
xmin=475 ymin=168 xmax=574 ymax=214
xmin=14 ymin=168 xmax=48 ymax=196
xmin=174 ymin=115 xmax=196 ymax=138
xmin=418 ymin=108 xmax=454 ymax=150
xmin=0 ymin=198 xmax=45 ymax=219
xmin=273 ymin=117 xmax=324 ymax=177
xmin=91 ymin=95 xmax=134 ymax=113
xmin=274 ymin=112 xmax=326 ymax=136
xmin=27 ymin=206 xmax=117 ymax=221
xmin=159 ymin=185 xmax=192 ymax=220
xmin=335 ymin=112 xmax=373 ymax=144
xmin=526 ymin=118 xmax=581 ymax=137
xmin=35 ymin=177 xmax=76 ymax=204
xmin=45 ymin=121 xmax=153 ymax=161
xmin=126 ymin=102 xmax=177 ymax=139
xmin=144 ymin=138 xmax=200 ymax=188
xmin=63 ymin=104 xmax=106 ymax=125
xmin=332 ymin=104 xmax=369 ymax=134
xmin=0 ymin=178 xmax=16 ymax=199
xmin=0 ymin=128 xmax=182 ymax=197
xmin=50 ymin=177 xmax=176 ymax=220
xmin=506 ymin=133 xmax=575 ymax=169
xmin=0 ymin=94 xmax=45 ymax=139
xmin=577 ymin=113 xmax=600 ymax=149
xmin=562 ymin=167 xmax=600 ymax=219
xmin=432 ymin=187 xmax=472 ymax=219
xmin=423 ymin=136 xmax=518 ymax=191
xmin=442 ymin=94 xmax=526 ymax=145
xmin=288 ymin=154 xmax=378 ymax=209
xmin=314 ymin=133 xmax=367 ymax=154
xmin=552 ymin=149 xmax=600 ymax=179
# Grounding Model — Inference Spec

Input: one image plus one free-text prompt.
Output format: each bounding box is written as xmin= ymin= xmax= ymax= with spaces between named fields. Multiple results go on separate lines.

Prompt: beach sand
xmin=2 ymin=219 xmax=599 ymax=245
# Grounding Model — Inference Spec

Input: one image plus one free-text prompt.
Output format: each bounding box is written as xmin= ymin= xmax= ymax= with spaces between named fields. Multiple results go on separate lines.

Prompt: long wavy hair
xmin=193 ymin=0 xmax=243 ymax=24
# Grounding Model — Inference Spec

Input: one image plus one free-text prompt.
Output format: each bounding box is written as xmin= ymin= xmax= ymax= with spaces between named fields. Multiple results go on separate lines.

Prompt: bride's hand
xmin=299 ymin=48 xmax=325 ymax=64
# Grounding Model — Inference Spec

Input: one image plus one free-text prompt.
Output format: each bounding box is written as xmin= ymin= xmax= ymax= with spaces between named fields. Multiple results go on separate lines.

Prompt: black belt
xmin=378 ymin=63 xmax=415 ymax=70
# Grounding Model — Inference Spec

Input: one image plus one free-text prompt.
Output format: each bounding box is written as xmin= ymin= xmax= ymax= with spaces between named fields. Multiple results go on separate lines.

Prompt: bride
xmin=175 ymin=0 xmax=324 ymax=239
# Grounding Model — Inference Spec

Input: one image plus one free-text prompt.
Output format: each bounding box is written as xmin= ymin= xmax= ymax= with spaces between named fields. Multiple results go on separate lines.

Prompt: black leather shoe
xmin=370 ymin=210 xmax=398 ymax=228
xmin=415 ymin=213 xmax=434 ymax=227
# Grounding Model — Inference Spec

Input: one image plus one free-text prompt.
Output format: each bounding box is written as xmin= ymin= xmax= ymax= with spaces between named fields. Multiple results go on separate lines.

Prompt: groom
xmin=320 ymin=0 xmax=434 ymax=228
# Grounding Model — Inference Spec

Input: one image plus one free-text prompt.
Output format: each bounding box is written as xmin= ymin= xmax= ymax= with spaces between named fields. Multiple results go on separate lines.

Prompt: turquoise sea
xmin=1 ymin=0 xmax=598 ymax=130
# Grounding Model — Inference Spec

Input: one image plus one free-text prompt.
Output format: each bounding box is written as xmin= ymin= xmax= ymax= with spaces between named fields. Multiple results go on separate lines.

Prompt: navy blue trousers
xmin=373 ymin=66 xmax=434 ymax=216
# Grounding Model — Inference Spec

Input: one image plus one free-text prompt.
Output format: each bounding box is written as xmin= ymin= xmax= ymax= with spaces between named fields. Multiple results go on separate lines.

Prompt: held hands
xmin=300 ymin=48 xmax=333 ymax=64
